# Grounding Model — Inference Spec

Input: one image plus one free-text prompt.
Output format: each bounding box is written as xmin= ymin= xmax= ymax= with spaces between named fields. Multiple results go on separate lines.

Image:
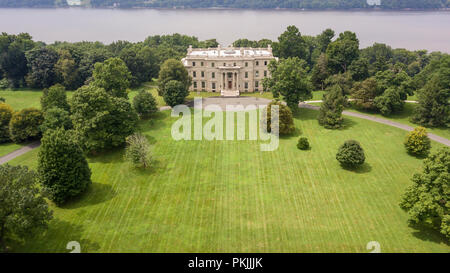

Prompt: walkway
xmin=0 ymin=141 xmax=40 ymax=165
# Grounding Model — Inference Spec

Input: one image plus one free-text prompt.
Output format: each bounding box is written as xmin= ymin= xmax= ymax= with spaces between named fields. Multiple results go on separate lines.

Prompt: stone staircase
xmin=221 ymin=90 xmax=240 ymax=97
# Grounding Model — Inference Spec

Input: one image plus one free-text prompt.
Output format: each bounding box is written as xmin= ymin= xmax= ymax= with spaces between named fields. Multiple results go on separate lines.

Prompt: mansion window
xmin=244 ymin=82 xmax=248 ymax=89
xmin=223 ymin=63 xmax=226 ymax=66
xmin=193 ymin=71 xmax=196 ymax=78
xmin=212 ymin=82 xmax=216 ymax=90
xmin=212 ymin=72 xmax=215 ymax=79
xmin=255 ymin=71 xmax=259 ymax=77
xmin=211 ymin=63 xmax=215 ymax=67
xmin=245 ymin=72 xmax=248 ymax=78
xmin=264 ymin=70 xmax=267 ymax=77
xmin=192 ymin=62 xmax=196 ymax=66
xmin=202 ymin=81 xmax=206 ymax=89
xmin=233 ymin=63 xmax=236 ymax=66
xmin=264 ymin=61 xmax=267 ymax=66
xmin=256 ymin=61 xmax=259 ymax=66
xmin=201 ymin=61 xmax=204 ymax=66
xmin=255 ymin=81 xmax=259 ymax=88
xmin=245 ymin=62 xmax=248 ymax=67
xmin=201 ymin=71 xmax=205 ymax=77
xmin=193 ymin=82 xmax=197 ymax=89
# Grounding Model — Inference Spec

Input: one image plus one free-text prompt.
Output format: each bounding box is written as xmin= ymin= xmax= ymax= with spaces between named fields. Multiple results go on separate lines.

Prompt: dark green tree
xmin=263 ymin=57 xmax=312 ymax=111
xmin=318 ymin=85 xmax=346 ymax=129
xmin=133 ymin=89 xmax=158 ymax=118
xmin=336 ymin=140 xmax=366 ymax=168
xmin=92 ymin=57 xmax=132 ymax=98
xmin=163 ymin=80 xmax=189 ymax=107
xmin=326 ymin=31 xmax=359 ymax=73
xmin=400 ymin=147 xmax=449 ymax=239
xmin=273 ymin=25 xmax=307 ymax=59
xmin=0 ymin=164 xmax=52 ymax=251
xmin=38 ymin=128 xmax=92 ymax=205
xmin=0 ymin=102 xmax=13 ymax=143
xmin=373 ymin=87 xmax=404 ymax=116
xmin=262 ymin=101 xmax=295 ymax=135
xmin=25 ymin=47 xmax=59 ymax=88
xmin=40 ymin=107 xmax=73 ymax=133
xmin=40 ymin=84 xmax=70 ymax=113
xmin=157 ymin=58 xmax=191 ymax=96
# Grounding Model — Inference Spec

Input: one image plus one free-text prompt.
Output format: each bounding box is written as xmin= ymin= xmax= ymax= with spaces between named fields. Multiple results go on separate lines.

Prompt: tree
xmin=0 ymin=42 xmax=28 ymax=87
xmin=404 ymin=127 xmax=431 ymax=157
xmin=9 ymin=108 xmax=44 ymax=143
xmin=351 ymin=77 xmax=380 ymax=110
xmin=273 ymin=25 xmax=307 ymax=59
xmin=373 ymin=87 xmax=404 ymax=116
xmin=124 ymin=133 xmax=151 ymax=169
xmin=297 ymin=137 xmax=310 ymax=150
xmin=41 ymin=107 xmax=73 ymax=133
xmin=38 ymin=128 xmax=92 ymax=205
xmin=0 ymin=102 xmax=13 ymax=143
xmin=119 ymin=45 xmax=158 ymax=87
xmin=324 ymin=72 xmax=353 ymax=95
xmin=411 ymin=64 xmax=449 ymax=128
xmin=157 ymin=58 xmax=191 ymax=96
xmin=40 ymin=84 xmax=70 ymax=113
xmin=263 ymin=57 xmax=312 ymax=111
xmin=400 ymin=147 xmax=449 ymax=239
xmin=262 ymin=101 xmax=295 ymax=135
xmin=360 ymin=43 xmax=393 ymax=75
xmin=349 ymin=57 xmax=369 ymax=81
xmin=92 ymin=57 xmax=132 ymax=98
xmin=0 ymin=164 xmax=52 ymax=251
xmin=133 ymin=89 xmax=158 ymax=118
xmin=70 ymin=85 xmax=138 ymax=152
xmin=311 ymin=53 xmax=330 ymax=90
xmin=54 ymin=49 xmax=80 ymax=90
xmin=162 ymin=80 xmax=189 ymax=107
xmin=25 ymin=47 xmax=59 ymax=88
xmin=318 ymin=85 xmax=346 ymax=129
xmin=316 ymin=28 xmax=335 ymax=53
xmin=326 ymin=31 xmax=359 ymax=73
xmin=336 ymin=140 xmax=365 ymax=168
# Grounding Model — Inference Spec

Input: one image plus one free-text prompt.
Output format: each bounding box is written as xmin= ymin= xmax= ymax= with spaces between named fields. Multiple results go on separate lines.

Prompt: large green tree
xmin=273 ymin=25 xmax=307 ymax=60
xmin=400 ymin=147 xmax=449 ymax=239
xmin=70 ymin=85 xmax=138 ymax=152
xmin=326 ymin=31 xmax=360 ymax=73
xmin=157 ymin=58 xmax=191 ymax=96
xmin=92 ymin=57 xmax=132 ymax=98
xmin=318 ymin=85 xmax=346 ymax=129
xmin=263 ymin=57 xmax=312 ymax=111
xmin=9 ymin=108 xmax=44 ymax=143
xmin=25 ymin=47 xmax=59 ymax=89
xmin=0 ymin=102 xmax=13 ymax=143
xmin=40 ymin=84 xmax=70 ymax=113
xmin=0 ymin=164 xmax=53 ymax=251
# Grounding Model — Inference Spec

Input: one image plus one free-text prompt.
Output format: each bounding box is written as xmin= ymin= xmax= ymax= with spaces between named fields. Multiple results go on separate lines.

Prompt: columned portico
xmin=220 ymin=67 xmax=240 ymax=97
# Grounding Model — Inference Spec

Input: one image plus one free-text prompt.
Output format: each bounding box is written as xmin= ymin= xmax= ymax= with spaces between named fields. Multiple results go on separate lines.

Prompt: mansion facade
xmin=182 ymin=45 xmax=277 ymax=96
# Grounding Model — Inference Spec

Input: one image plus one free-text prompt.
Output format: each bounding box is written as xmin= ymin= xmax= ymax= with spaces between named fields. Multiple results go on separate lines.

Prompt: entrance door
xmin=228 ymin=81 xmax=232 ymax=89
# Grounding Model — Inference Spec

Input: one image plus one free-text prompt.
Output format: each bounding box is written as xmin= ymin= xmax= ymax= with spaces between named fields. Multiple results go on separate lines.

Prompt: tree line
xmin=1 ymin=0 xmax=449 ymax=9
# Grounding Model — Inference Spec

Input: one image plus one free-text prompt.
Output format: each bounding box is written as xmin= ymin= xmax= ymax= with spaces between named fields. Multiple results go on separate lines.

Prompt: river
xmin=0 ymin=8 xmax=449 ymax=52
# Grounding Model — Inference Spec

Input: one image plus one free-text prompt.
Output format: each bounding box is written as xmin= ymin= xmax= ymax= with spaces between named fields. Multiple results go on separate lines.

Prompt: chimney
xmin=268 ymin=44 xmax=272 ymax=53
xmin=188 ymin=45 xmax=192 ymax=54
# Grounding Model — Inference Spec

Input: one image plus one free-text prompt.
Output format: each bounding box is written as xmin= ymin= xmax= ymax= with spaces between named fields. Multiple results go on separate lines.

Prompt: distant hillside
xmin=0 ymin=0 xmax=449 ymax=9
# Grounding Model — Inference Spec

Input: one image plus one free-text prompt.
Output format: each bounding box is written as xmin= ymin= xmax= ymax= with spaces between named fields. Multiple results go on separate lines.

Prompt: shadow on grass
xmin=338 ymin=118 xmax=357 ymax=131
xmin=341 ymin=162 xmax=372 ymax=174
xmin=10 ymin=219 xmax=101 ymax=253
xmin=60 ymin=182 xmax=117 ymax=210
xmin=410 ymin=223 xmax=449 ymax=246
xmin=87 ymin=148 xmax=124 ymax=164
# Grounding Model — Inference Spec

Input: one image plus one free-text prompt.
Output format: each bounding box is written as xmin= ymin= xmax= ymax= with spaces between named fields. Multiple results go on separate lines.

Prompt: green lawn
xmin=8 ymin=108 xmax=449 ymax=253
xmin=0 ymin=142 xmax=25 ymax=157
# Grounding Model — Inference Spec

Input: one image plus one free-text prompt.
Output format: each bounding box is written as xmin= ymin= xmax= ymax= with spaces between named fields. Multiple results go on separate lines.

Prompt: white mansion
xmin=182 ymin=45 xmax=277 ymax=96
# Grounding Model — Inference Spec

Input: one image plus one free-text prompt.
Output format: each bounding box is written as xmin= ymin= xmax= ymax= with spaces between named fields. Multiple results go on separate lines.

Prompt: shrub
xmin=162 ymin=80 xmax=189 ymax=107
xmin=133 ymin=90 xmax=158 ymax=118
xmin=404 ymin=127 xmax=431 ymax=157
xmin=40 ymin=107 xmax=73 ymax=133
xmin=373 ymin=87 xmax=404 ymax=116
xmin=400 ymin=147 xmax=449 ymax=239
xmin=40 ymin=84 xmax=70 ymax=112
xmin=0 ymin=78 xmax=9 ymax=89
xmin=318 ymin=85 xmax=346 ymax=129
xmin=262 ymin=101 xmax=295 ymax=135
xmin=38 ymin=129 xmax=92 ymax=205
xmin=9 ymin=108 xmax=44 ymax=143
xmin=336 ymin=140 xmax=365 ymax=168
xmin=297 ymin=137 xmax=310 ymax=150
xmin=125 ymin=133 xmax=151 ymax=169
xmin=0 ymin=103 xmax=13 ymax=143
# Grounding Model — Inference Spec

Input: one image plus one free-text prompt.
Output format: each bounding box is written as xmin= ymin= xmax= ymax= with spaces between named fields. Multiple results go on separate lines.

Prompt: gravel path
xmin=299 ymin=103 xmax=450 ymax=146
xmin=0 ymin=98 xmax=447 ymax=164
xmin=0 ymin=141 xmax=40 ymax=165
